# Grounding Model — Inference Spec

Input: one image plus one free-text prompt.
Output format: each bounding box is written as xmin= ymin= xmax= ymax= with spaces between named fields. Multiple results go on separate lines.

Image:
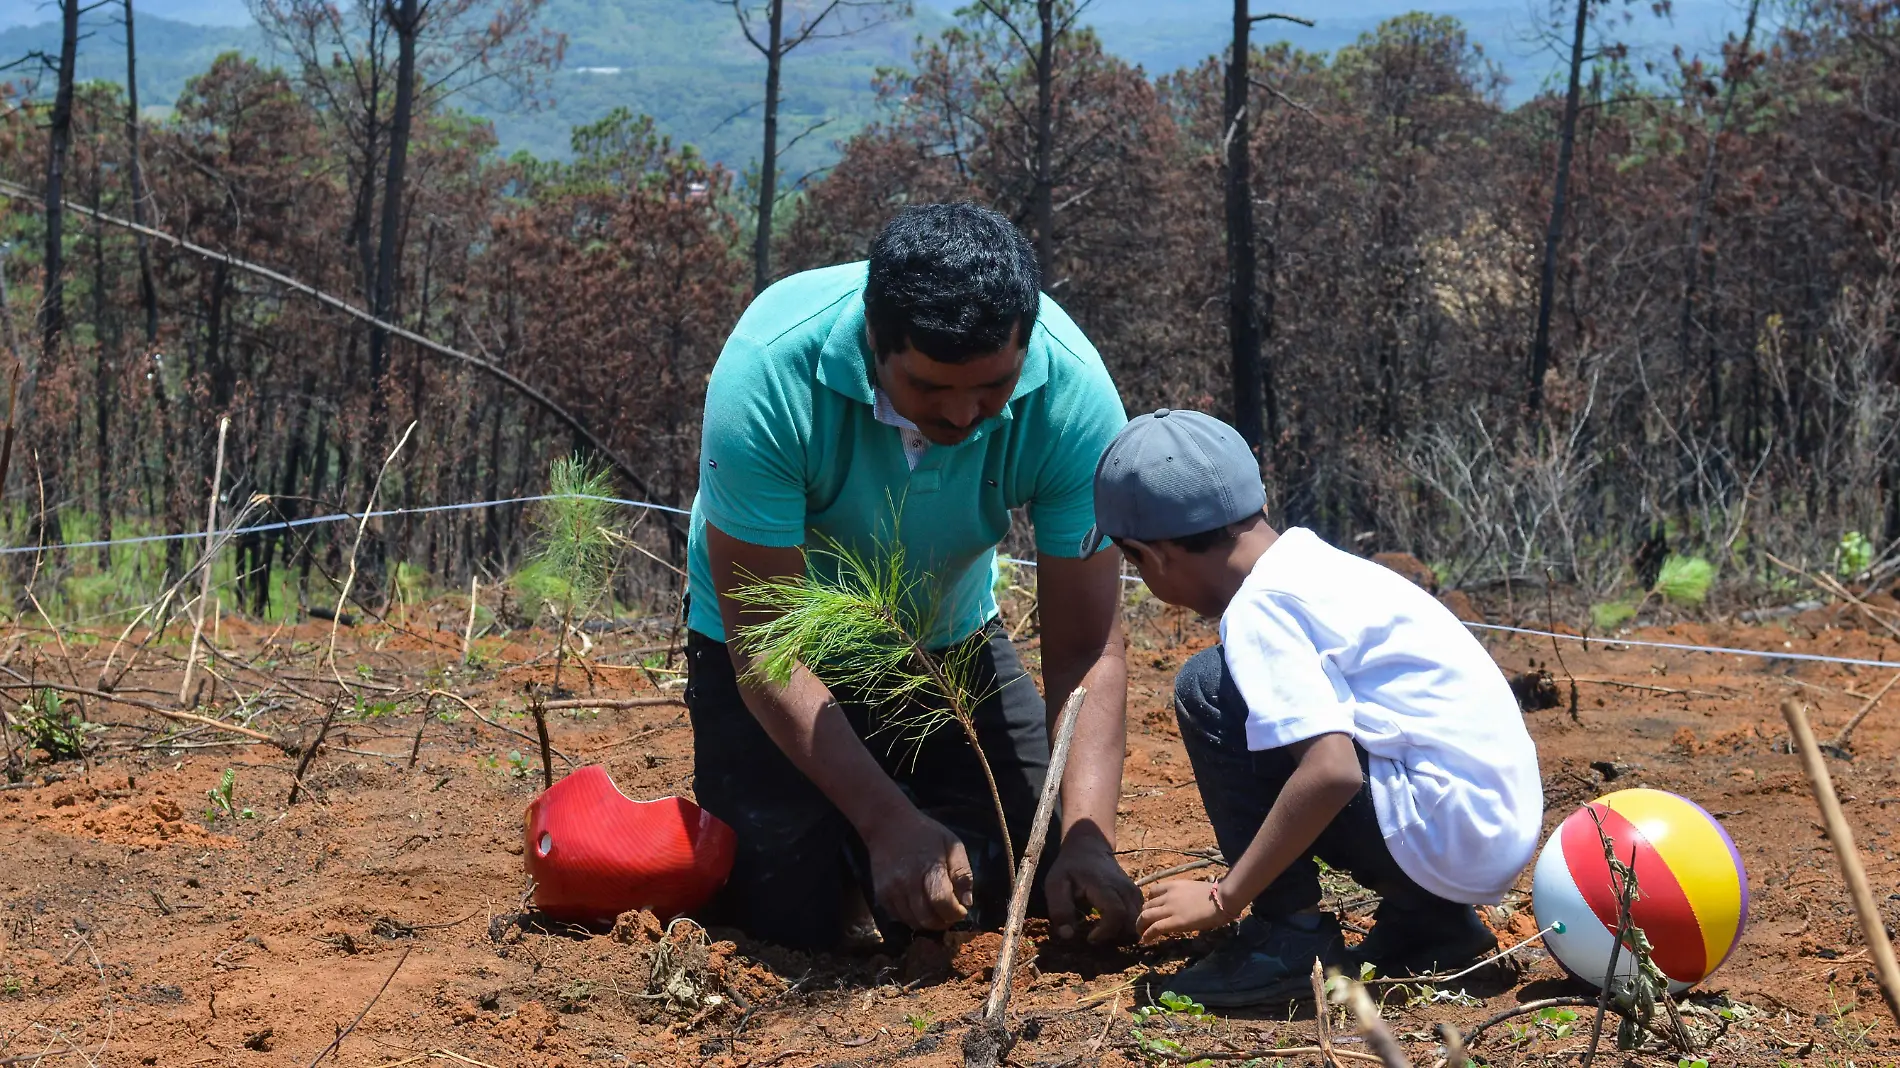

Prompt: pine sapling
xmin=528 ymin=454 xmax=624 ymax=789
xmin=730 ymin=535 xmax=1015 ymax=866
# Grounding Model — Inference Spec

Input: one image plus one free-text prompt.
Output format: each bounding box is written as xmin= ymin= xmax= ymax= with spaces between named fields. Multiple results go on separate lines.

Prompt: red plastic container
xmin=523 ymin=765 xmax=737 ymax=925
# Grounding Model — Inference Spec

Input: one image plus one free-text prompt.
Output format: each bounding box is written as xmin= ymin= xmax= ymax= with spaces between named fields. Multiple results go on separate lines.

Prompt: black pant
xmin=686 ymin=623 xmax=1055 ymax=951
xmin=1173 ymin=646 xmax=1459 ymax=920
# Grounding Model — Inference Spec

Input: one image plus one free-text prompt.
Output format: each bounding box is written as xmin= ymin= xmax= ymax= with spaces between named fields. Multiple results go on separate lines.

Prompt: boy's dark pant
xmin=1173 ymin=646 xmax=1461 ymax=920
xmin=685 ymin=623 xmax=1054 ymax=951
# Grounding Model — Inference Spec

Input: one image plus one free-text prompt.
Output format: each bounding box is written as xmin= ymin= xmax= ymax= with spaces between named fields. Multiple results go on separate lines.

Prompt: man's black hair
xmin=864 ymin=203 xmax=1041 ymax=364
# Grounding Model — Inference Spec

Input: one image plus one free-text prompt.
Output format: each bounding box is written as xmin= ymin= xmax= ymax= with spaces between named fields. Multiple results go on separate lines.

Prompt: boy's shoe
xmin=1353 ymin=903 xmax=1497 ymax=977
xmin=1158 ymin=914 xmax=1344 ymax=1008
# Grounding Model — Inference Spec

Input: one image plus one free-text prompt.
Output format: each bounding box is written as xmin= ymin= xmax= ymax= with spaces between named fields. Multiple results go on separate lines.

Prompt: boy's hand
xmin=1137 ymin=879 xmax=1235 ymax=941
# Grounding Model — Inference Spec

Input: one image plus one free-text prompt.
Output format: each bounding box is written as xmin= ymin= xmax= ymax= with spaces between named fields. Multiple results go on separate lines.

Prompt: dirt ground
xmin=4 ymin=582 xmax=1900 ymax=1068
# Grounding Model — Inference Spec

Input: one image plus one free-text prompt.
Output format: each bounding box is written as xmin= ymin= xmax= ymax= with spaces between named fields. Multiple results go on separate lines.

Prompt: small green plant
xmin=1838 ymin=531 xmax=1873 ymax=577
xmin=1591 ymin=553 xmax=1716 ymax=633
xmin=905 ymin=1010 xmax=934 ymax=1033
xmin=1539 ymin=1005 xmax=1579 ymax=1039
xmin=203 ymin=768 xmax=255 ymax=822
xmin=506 ymin=750 xmax=532 ymax=779
xmin=21 ymin=690 xmax=100 ymax=760
xmin=1654 ymin=555 xmax=1714 ymax=606
xmin=1591 ymin=599 xmax=1638 ymax=631
xmin=1678 ymin=1059 xmax=1710 ymax=1068
xmin=1 ymin=975 xmax=23 ymax=998
xmin=730 ymin=532 xmax=1014 ymax=863
xmin=1130 ymin=992 xmax=1214 ymax=1065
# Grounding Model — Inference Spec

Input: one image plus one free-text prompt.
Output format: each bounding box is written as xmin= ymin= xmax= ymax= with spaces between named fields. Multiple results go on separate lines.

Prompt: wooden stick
xmin=1832 ymin=671 xmax=1900 ymax=749
xmin=1346 ymin=981 xmax=1414 ymax=1068
xmin=289 ymin=701 xmax=339 ymax=805
xmin=179 ymin=415 xmax=230 ymax=706
xmin=1311 ymin=958 xmax=1340 ymax=1068
xmin=1781 ymin=699 xmax=1900 ymax=1027
xmin=539 ymin=696 xmax=682 ymax=710
xmin=1135 ymin=856 xmax=1224 ymax=886
xmin=461 ymin=575 xmax=479 ymax=665
xmin=328 ymin=420 xmax=417 ymax=676
xmin=530 ymin=694 xmax=554 ymax=791
xmin=983 ymin=685 xmax=1087 ymax=1026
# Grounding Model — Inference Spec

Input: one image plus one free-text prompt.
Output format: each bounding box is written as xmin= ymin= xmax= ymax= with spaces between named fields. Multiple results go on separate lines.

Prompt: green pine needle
xmin=532 ymin=454 xmax=623 ymax=618
xmin=1652 ymin=555 xmax=1713 ymax=606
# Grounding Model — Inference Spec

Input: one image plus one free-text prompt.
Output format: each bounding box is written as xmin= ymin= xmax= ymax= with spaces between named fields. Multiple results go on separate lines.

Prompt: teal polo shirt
xmin=687 ymin=261 xmax=1127 ymax=648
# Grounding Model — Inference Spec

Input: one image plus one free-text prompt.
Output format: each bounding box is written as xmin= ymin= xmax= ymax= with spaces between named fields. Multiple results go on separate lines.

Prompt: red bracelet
xmin=1208 ymin=880 xmax=1227 ymax=917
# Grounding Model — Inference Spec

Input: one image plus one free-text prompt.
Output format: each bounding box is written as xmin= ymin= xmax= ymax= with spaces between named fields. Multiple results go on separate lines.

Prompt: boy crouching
xmin=1083 ymin=409 xmax=1544 ymax=1005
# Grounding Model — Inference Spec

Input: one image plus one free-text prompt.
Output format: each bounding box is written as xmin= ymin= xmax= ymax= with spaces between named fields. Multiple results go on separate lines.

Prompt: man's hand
xmin=1137 ymin=878 xmax=1235 ymax=941
xmin=864 ymin=810 xmax=974 ymax=932
xmin=1045 ymin=833 xmax=1141 ymax=943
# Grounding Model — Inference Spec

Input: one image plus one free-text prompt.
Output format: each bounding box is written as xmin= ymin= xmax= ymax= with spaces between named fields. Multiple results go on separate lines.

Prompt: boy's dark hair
xmin=864 ymin=203 xmax=1041 ymax=364
xmin=1112 ymin=518 xmax=1253 ymax=555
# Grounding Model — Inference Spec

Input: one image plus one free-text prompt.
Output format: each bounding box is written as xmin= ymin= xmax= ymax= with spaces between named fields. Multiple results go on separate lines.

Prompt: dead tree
xmin=1676 ymin=0 xmax=1761 ymax=403
xmin=1526 ymin=0 xmax=1593 ymax=416
xmin=1223 ymin=4 xmax=1309 ymax=449
xmin=123 ymin=0 xmax=159 ymax=343
xmin=728 ymin=0 xmax=907 ymax=295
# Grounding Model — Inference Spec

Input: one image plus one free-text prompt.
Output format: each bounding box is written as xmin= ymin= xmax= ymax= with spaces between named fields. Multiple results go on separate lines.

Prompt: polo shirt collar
xmin=816 ymin=295 xmax=1052 ymax=416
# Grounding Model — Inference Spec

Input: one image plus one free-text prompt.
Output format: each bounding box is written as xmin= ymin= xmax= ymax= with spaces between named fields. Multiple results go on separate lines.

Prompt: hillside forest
xmin=0 ymin=0 xmax=1896 ymax=628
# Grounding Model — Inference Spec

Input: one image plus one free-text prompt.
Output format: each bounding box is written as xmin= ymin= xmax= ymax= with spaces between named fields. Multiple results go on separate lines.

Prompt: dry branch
xmin=0 ymin=672 xmax=283 ymax=747
xmin=1832 ymin=671 xmax=1900 ymax=749
xmin=329 ymin=421 xmax=418 ymax=676
xmin=984 ymin=685 xmax=1087 ymax=1027
xmin=178 ymin=415 xmax=230 ymax=707
xmin=1781 ymin=699 xmax=1900 ymax=1027
xmin=0 ymin=178 xmax=678 ymax=528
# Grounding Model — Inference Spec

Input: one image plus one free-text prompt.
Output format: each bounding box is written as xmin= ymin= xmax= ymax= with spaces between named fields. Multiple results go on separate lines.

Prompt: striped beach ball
xmin=1532 ymin=788 xmax=1748 ymax=993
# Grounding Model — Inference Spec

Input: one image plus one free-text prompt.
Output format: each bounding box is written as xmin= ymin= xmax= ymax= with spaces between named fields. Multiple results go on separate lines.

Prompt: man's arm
xmin=1035 ymin=551 xmax=1143 ymax=941
xmin=707 ymin=522 xmax=973 ymax=931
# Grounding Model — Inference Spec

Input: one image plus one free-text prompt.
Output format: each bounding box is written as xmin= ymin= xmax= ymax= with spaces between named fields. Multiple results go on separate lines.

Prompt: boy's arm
xmin=1138 ymin=732 xmax=1363 ymax=939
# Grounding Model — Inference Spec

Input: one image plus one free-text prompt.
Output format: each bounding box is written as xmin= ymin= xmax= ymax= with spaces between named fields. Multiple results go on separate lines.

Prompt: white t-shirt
xmin=1218 ymin=528 xmax=1544 ymax=904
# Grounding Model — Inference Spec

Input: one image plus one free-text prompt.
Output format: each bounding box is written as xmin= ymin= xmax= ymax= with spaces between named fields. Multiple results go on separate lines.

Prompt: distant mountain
xmin=0 ymin=0 xmax=1761 ymax=172
xmin=0 ymin=13 xmax=256 ymax=105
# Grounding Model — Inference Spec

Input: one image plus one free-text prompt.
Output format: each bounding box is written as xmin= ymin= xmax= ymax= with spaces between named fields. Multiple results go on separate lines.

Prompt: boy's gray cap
xmin=1081 ymin=408 xmax=1265 ymax=557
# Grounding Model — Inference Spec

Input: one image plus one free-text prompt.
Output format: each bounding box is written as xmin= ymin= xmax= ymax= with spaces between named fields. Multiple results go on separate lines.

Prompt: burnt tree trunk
xmin=124 ymin=0 xmax=159 ymax=343
xmin=1224 ymin=0 xmax=1264 ymax=449
xmin=363 ymin=0 xmax=423 ymax=602
xmin=1032 ymin=0 xmax=1055 ymax=278
xmin=1677 ymin=0 xmax=1761 ymax=397
xmin=752 ymin=0 xmax=784 ymax=296
xmin=1527 ymin=0 xmax=1592 ymax=416
xmin=38 ymin=0 xmax=82 ymax=394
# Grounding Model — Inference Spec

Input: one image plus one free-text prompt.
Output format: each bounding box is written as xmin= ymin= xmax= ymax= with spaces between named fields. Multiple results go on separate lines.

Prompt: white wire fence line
xmin=3 ymin=492 xmax=1895 ymax=670
xmin=0 ymin=494 xmax=692 ymax=556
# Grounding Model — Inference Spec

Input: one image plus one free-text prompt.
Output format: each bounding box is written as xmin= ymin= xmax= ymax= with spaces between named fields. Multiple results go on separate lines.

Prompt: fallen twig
xmin=306 ymin=943 xmax=413 ymax=1067
xmin=1832 ymin=672 xmax=1900 ymax=750
xmin=1782 ymin=699 xmax=1900 ymax=1026
xmin=0 ymin=672 xmax=283 ymax=747
xmin=425 ymin=690 xmax=573 ymax=765
xmin=1135 ymin=857 xmax=1225 ymax=886
xmin=539 ymin=696 xmax=683 ymax=710
xmin=289 ymin=701 xmax=339 ymax=805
